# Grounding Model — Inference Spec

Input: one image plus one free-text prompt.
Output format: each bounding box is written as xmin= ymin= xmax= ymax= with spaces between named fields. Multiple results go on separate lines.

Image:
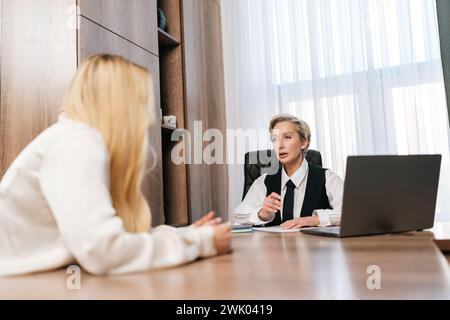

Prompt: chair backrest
xmin=242 ymin=149 xmax=322 ymax=200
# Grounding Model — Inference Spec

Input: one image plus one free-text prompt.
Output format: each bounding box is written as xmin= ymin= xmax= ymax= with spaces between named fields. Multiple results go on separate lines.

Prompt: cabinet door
xmin=79 ymin=17 xmax=164 ymax=226
xmin=0 ymin=0 xmax=77 ymax=177
xmin=78 ymin=0 xmax=158 ymax=56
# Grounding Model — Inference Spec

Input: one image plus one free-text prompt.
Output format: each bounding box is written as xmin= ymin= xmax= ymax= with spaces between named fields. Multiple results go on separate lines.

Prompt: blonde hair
xmin=269 ymin=114 xmax=311 ymax=155
xmin=62 ymin=54 xmax=155 ymax=233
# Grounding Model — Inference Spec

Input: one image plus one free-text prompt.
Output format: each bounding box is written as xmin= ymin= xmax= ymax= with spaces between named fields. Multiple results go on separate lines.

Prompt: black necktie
xmin=282 ymin=180 xmax=296 ymax=222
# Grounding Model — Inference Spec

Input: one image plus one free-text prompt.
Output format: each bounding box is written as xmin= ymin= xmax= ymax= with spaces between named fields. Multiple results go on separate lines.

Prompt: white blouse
xmin=234 ymin=158 xmax=344 ymax=227
xmin=0 ymin=116 xmax=216 ymax=277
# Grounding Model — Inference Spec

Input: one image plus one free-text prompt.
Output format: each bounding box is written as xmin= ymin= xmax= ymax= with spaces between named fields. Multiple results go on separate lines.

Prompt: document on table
xmin=252 ymin=226 xmax=314 ymax=233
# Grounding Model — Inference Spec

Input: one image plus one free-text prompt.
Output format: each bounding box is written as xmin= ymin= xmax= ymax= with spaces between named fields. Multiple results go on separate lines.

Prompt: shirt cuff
xmin=179 ymin=226 xmax=217 ymax=258
xmin=313 ymin=210 xmax=341 ymax=227
xmin=249 ymin=207 xmax=275 ymax=226
xmin=196 ymin=226 xmax=218 ymax=258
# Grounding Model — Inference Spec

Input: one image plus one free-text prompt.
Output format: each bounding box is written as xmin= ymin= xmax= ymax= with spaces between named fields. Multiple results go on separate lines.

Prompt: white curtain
xmin=222 ymin=0 xmax=450 ymax=222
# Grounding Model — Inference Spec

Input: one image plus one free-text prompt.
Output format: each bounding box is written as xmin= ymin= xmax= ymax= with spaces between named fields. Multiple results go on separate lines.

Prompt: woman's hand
xmin=212 ymin=223 xmax=232 ymax=255
xmin=193 ymin=212 xmax=231 ymax=255
xmin=258 ymin=192 xmax=282 ymax=221
xmin=280 ymin=215 xmax=320 ymax=229
xmin=193 ymin=211 xmax=222 ymax=227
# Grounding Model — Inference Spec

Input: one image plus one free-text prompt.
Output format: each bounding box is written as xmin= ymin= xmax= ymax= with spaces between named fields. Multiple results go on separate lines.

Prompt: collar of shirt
xmin=281 ymin=158 xmax=309 ymax=190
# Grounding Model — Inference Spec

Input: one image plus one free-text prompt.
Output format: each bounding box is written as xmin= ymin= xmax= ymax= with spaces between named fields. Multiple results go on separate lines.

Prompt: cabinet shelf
xmin=161 ymin=124 xmax=177 ymax=131
xmin=158 ymin=28 xmax=180 ymax=48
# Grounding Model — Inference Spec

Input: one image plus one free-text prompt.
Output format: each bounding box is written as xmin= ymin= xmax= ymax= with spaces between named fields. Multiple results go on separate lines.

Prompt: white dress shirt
xmin=0 ymin=116 xmax=217 ymax=277
xmin=234 ymin=158 xmax=344 ymax=227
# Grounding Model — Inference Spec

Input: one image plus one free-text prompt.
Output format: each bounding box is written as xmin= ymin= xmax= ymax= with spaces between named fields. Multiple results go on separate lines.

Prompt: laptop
xmin=300 ymin=155 xmax=442 ymax=238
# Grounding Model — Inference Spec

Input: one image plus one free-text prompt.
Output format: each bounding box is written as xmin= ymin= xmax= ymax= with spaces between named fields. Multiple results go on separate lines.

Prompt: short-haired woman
xmin=0 ymin=55 xmax=231 ymax=277
xmin=234 ymin=114 xmax=344 ymax=229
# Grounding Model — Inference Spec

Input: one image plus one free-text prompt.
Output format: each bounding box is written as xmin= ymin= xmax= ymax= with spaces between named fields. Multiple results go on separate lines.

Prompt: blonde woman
xmin=234 ymin=114 xmax=344 ymax=229
xmin=0 ymin=54 xmax=231 ymax=277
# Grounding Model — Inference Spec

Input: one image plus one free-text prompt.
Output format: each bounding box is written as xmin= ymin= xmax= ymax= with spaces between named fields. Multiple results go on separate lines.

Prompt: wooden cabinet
xmin=0 ymin=0 xmax=227 ymax=227
xmin=0 ymin=0 xmax=77 ymax=177
xmin=79 ymin=0 xmax=158 ymax=55
xmin=0 ymin=0 xmax=164 ymax=227
xmin=79 ymin=16 xmax=164 ymax=226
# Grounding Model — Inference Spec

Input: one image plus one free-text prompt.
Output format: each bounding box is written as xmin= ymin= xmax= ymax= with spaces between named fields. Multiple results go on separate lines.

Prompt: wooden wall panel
xmin=78 ymin=17 xmax=165 ymax=226
xmin=204 ymin=0 xmax=228 ymax=220
xmin=182 ymin=0 xmax=213 ymax=222
xmin=0 ymin=0 xmax=77 ymax=178
xmin=182 ymin=0 xmax=228 ymax=221
xmin=79 ymin=0 xmax=158 ymax=56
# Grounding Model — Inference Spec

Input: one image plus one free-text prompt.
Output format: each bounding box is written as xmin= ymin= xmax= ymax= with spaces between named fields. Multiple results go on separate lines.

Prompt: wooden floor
xmin=1 ymin=231 xmax=450 ymax=299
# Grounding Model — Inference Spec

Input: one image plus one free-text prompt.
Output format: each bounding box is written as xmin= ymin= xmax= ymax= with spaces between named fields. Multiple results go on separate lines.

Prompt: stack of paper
xmin=252 ymin=226 xmax=302 ymax=233
xmin=232 ymin=224 xmax=312 ymax=234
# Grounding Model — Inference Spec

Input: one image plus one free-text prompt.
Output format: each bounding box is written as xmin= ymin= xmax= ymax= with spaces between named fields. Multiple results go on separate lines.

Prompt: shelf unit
xmin=157 ymin=0 xmax=190 ymax=226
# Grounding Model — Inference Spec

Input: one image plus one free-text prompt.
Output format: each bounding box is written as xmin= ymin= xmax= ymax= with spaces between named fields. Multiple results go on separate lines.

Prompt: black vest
xmin=263 ymin=164 xmax=331 ymax=226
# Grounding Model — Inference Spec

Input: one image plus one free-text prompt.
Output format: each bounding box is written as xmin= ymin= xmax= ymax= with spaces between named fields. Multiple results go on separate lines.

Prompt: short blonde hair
xmin=269 ymin=114 xmax=311 ymax=153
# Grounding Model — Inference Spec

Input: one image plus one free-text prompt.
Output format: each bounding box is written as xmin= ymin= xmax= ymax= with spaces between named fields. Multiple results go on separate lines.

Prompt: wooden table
xmin=1 ymin=231 xmax=450 ymax=299
xmin=430 ymin=222 xmax=450 ymax=252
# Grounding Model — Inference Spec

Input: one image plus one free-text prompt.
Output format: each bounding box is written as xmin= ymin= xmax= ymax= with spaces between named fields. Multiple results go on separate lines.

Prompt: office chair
xmin=242 ymin=149 xmax=322 ymax=200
